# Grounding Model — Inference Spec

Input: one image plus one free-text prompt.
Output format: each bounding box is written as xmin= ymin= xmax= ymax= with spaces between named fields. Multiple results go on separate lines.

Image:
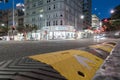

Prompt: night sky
xmin=0 ymin=0 xmax=23 ymax=10
xmin=92 ymin=0 xmax=120 ymax=19
xmin=0 ymin=0 xmax=120 ymax=19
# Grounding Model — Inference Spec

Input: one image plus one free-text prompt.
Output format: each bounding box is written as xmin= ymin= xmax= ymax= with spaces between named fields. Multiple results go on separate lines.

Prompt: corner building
xmin=24 ymin=0 xmax=91 ymax=39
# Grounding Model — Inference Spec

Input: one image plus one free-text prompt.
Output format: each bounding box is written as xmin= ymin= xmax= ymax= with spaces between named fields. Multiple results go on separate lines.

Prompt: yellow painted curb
xmin=29 ymin=50 xmax=103 ymax=80
xmin=102 ymin=41 xmax=117 ymax=47
xmin=90 ymin=44 xmax=113 ymax=53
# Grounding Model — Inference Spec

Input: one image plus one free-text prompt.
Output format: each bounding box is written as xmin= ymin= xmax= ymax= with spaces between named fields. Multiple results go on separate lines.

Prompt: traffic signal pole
xmin=12 ymin=0 xmax=15 ymax=40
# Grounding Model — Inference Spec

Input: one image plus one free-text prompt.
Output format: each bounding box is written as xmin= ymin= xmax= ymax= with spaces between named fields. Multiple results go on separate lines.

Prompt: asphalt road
xmin=0 ymin=38 xmax=119 ymax=62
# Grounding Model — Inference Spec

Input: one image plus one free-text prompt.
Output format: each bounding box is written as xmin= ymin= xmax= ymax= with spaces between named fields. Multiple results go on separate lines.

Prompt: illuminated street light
xmin=1 ymin=24 xmax=5 ymax=26
xmin=80 ymin=15 xmax=84 ymax=19
xmin=40 ymin=14 xmax=43 ymax=18
xmin=110 ymin=9 xmax=115 ymax=14
xmin=22 ymin=8 xmax=25 ymax=12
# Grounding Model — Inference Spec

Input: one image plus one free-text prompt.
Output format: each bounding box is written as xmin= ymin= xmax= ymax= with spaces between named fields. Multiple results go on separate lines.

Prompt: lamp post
xmin=12 ymin=0 xmax=15 ymax=40
xmin=39 ymin=14 xmax=43 ymax=40
xmin=12 ymin=0 xmax=15 ymax=27
xmin=80 ymin=15 xmax=85 ymax=38
xmin=80 ymin=15 xmax=84 ymax=30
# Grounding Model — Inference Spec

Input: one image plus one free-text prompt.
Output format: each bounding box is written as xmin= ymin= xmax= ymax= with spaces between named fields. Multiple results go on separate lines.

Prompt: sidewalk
xmin=93 ymin=41 xmax=120 ymax=80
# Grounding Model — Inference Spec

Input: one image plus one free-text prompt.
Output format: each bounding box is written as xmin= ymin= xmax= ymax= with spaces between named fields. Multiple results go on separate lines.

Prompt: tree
xmin=17 ymin=26 xmax=24 ymax=33
xmin=0 ymin=26 xmax=9 ymax=36
xmin=32 ymin=24 xmax=38 ymax=32
xmin=32 ymin=24 xmax=38 ymax=40
xmin=17 ymin=24 xmax=38 ymax=40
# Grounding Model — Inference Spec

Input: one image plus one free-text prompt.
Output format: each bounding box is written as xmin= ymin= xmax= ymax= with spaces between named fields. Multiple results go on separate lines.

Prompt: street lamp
xmin=110 ymin=9 xmax=115 ymax=14
xmin=80 ymin=15 xmax=84 ymax=30
xmin=40 ymin=14 xmax=43 ymax=18
xmin=1 ymin=23 xmax=5 ymax=26
xmin=80 ymin=15 xmax=84 ymax=19
xmin=11 ymin=0 xmax=15 ymax=40
xmin=39 ymin=14 xmax=43 ymax=40
xmin=22 ymin=8 xmax=25 ymax=12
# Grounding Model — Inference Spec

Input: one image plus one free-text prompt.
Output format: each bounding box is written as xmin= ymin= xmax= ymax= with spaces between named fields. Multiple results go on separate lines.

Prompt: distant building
xmin=0 ymin=10 xmax=3 ymax=26
xmin=83 ymin=0 xmax=92 ymax=29
xmin=92 ymin=14 xmax=101 ymax=29
xmin=0 ymin=10 xmax=8 ymax=27
xmin=8 ymin=8 xmax=24 ymax=28
xmin=24 ymin=0 xmax=92 ymax=32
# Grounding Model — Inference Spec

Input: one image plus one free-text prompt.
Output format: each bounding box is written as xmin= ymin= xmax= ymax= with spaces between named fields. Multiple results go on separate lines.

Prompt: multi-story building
xmin=24 ymin=0 xmax=87 ymax=31
xmin=92 ymin=14 xmax=101 ymax=29
xmin=0 ymin=10 xmax=8 ymax=27
xmin=7 ymin=8 xmax=24 ymax=40
xmin=0 ymin=10 xmax=9 ymax=36
xmin=8 ymin=8 xmax=24 ymax=28
xmin=0 ymin=10 xmax=3 ymax=26
xmin=24 ymin=0 xmax=91 ymax=39
xmin=83 ymin=0 xmax=91 ymax=29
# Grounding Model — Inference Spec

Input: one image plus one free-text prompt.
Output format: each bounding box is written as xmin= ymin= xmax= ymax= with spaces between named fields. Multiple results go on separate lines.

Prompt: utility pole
xmin=12 ymin=0 xmax=15 ymax=40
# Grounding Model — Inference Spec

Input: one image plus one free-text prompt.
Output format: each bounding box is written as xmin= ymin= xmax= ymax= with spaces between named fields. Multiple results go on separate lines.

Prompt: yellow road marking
xmin=29 ymin=50 xmax=103 ymax=80
xmin=90 ymin=44 xmax=113 ymax=53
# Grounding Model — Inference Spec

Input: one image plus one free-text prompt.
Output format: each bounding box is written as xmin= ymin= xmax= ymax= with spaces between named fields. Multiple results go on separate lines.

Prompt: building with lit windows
xmin=92 ymin=14 xmax=101 ymax=29
xmin=8 ymin=7 xmax=25 ymax=28
xmin=24 ymin=0 xmax=91 ymax=39
xmin=83 ymin=0 xmax=91 ymax=29
xmin=0 ymin=10 xmax=8 ymax=27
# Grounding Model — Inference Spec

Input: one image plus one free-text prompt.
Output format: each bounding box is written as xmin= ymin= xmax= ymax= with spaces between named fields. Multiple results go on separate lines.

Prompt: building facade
xmin=92 ymin=14 xmax=101 ymax=29
xmin=0 ymin=10 xmax=8 ymax=27
xmin=24 ymin=0 xmax=88 ymax=31
xmin=0 ymin=10 xmax=3 ymax=26
xmin=8 ymin=9 xmax=24 ymax=28
xmin=83 ymin=0 xmax=91 ymax=29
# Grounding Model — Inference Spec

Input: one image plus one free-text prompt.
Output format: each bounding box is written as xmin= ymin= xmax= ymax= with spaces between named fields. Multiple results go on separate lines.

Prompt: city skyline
xmin=0 ymin=0 xmax=120 ymax=19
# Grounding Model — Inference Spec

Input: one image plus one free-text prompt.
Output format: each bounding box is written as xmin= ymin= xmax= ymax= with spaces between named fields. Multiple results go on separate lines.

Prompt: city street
xmin=0 ymin=38 xmax=119 ymax=62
